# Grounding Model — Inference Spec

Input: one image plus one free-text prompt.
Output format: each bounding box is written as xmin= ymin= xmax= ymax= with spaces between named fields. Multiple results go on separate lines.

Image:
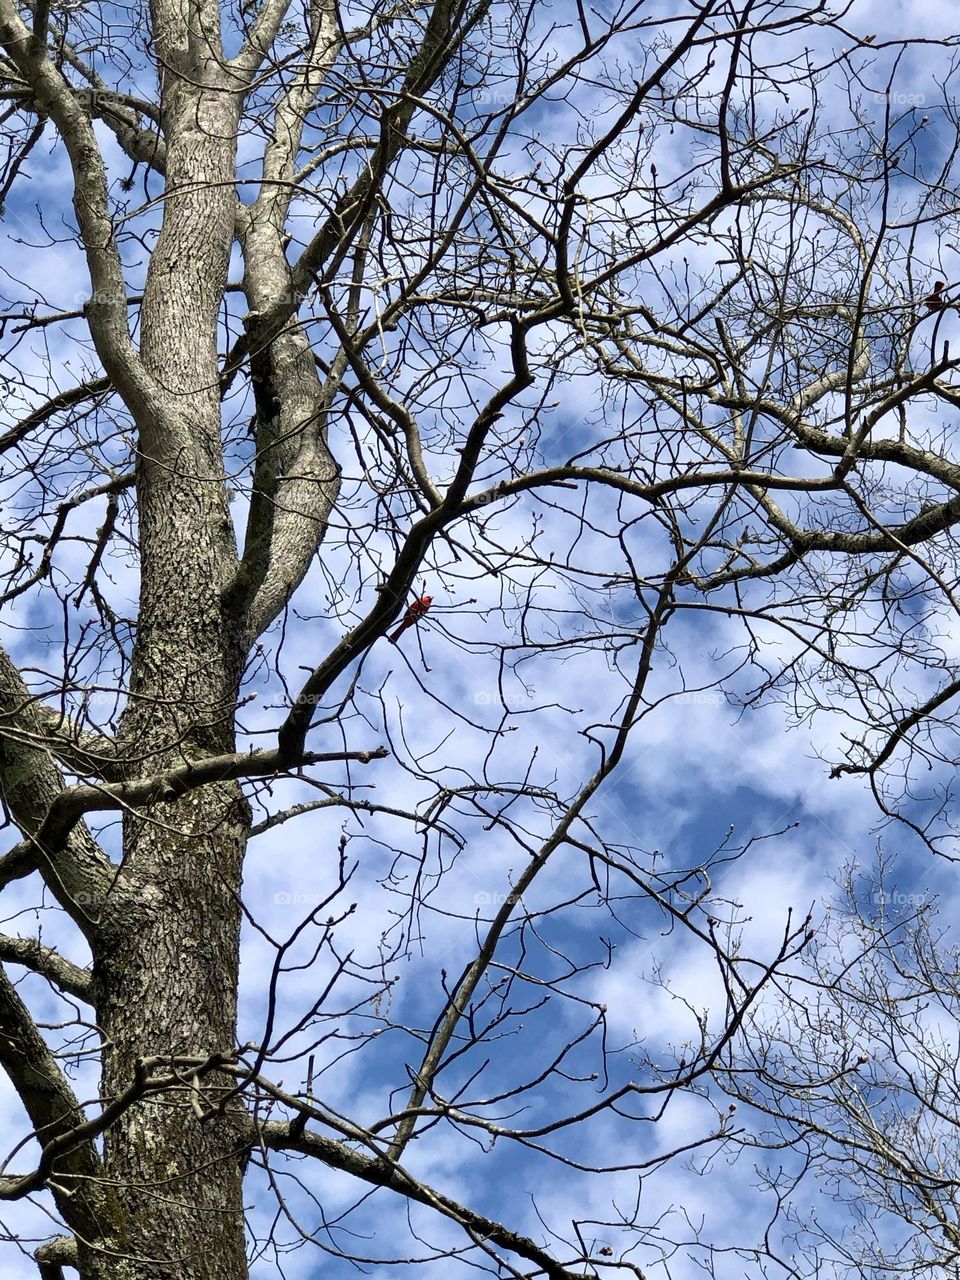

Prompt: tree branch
xmin=0 ymin=0 xmax=150 ymax=403
xmin=255 ymin=1117 xmax=620 ymax=1280
xmin=0 ymin=937 xmax=91 ymax=1002
xmin=0 ymin=377 xmax=111 ymax=457
xmin=0 ymin=966 xmax=112 ymax=1240
xmin=34 ymin=1235 xmax=77 ymax=1280
xmin=0 ymin=744 xmax=388 ymax=890
xmin=0 ymin=649 xmax=113 ymax=920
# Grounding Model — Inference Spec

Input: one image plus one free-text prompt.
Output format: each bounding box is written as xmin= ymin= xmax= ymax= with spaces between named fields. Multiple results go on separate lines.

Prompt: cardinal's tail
xmin=388 ymin=622 xmax=406 ymax=644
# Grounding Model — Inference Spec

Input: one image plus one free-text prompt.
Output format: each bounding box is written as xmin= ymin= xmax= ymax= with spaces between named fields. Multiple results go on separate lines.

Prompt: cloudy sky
xmin=4 ymin=0 xmax=960 ymax=1277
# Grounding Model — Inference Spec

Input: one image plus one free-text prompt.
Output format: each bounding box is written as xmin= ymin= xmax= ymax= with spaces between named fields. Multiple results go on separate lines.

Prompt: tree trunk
xmin=74 ymin=50 xmax=253 ymax=1275
xmin=85 ymin=782 xmax=250 ymax=1280
xmin=85 ymin=582 xmax=250 ymax=1276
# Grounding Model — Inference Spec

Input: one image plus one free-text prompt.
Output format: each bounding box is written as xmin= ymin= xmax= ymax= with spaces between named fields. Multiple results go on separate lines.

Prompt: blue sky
xmin=4 ymin=0 xmax=960 ymax=1276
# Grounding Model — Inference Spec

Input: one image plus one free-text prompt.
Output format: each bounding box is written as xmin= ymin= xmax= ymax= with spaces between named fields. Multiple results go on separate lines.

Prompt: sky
xmin=4 ymin=0 xmax=960 ymax=1278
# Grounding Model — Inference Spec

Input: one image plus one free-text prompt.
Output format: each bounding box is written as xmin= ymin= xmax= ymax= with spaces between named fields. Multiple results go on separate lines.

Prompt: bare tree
xmin=3 ymin=0 xmax=960 ymax=1275
xmin=710 ymin=865 xmax=960 ymax=1280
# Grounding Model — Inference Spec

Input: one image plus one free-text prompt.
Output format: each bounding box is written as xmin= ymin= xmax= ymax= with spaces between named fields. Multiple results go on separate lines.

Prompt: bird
xmin=925 ymin=280 xmax=947 ymax=312
xmin=388 ymin=595 xmax=432 ymax=644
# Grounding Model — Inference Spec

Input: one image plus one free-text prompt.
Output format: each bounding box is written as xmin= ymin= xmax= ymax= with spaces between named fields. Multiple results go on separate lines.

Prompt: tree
xmin=713 ymin=864 xmax=960 ymax=1279
xmin=2 ymin=0 xmax=960 ymax=1275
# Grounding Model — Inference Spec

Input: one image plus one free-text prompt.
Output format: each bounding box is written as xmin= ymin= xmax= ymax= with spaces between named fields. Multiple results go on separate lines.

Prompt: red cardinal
xmin=925 ymin=280 xmax=947 ymax=312
xmin=388 ymin=595 xmax=432 ymax=644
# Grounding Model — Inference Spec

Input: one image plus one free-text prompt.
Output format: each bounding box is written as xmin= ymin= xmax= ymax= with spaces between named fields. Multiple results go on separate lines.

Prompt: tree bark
xmin=87 ymin=783 xmax=250 ymax=1280
xmin=79 ymin=30 xmax=254 ymax=1269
